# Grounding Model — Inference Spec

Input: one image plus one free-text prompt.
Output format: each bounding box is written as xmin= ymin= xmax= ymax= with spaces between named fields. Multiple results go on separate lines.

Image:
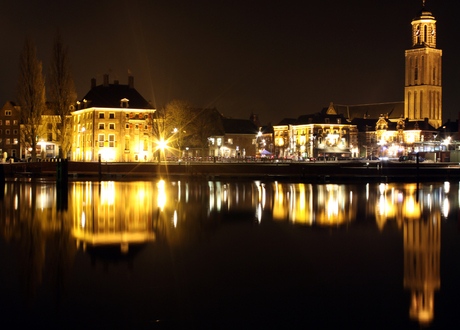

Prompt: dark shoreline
xmin=2 ymin=160 xmax=460 ymax=183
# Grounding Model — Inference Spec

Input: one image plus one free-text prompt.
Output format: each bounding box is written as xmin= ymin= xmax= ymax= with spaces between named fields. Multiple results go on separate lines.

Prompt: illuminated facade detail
xmin=208 ymin=117 xmax=259 ymax=157
xmin=70 ymin=75 xmax=156 ymax=162
xmin=405 ymin=5 xmax=442 ymax=129
xmin=274 ymin=106 xmax=358 ymax=158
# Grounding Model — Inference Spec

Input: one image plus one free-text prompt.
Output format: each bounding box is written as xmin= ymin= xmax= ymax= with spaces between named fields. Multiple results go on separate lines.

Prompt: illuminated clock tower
xmin=405 ymin=2 xmax=442 ymax=129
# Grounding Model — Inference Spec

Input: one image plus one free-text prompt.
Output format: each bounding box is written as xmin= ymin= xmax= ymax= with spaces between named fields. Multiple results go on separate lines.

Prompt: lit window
xmin=98 ymin=134 xmax=105 ymax=147
xmin=217 ymin=138 xmax=222 ymax=146
xmin=109 ymin=134 xmax=115 ymax=147
xmin=13 ymin=120 xmax=18 ymax=125
xmin=228 ymin=138 xmax=233 ymax=144
xmin=6 ymin=138 xmax=10 ymax=145
xmin=5 ymin=120 xmax=10 ymax=125
xmin=14 ymin=138 xmax=18 ymax=144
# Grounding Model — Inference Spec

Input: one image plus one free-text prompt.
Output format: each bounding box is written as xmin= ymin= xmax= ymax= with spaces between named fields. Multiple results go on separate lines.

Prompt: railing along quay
xmin=1 ymin=160 xmax=460 ymax=182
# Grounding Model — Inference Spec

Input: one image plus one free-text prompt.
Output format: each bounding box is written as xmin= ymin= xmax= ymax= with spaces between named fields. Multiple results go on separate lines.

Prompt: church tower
xmin=405 ymin=2 xmax=442 ymax=129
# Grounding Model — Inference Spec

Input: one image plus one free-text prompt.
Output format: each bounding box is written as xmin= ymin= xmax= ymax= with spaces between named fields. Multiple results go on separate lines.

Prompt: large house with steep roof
xmin=70 ymin=75 xmax=156 ymax=162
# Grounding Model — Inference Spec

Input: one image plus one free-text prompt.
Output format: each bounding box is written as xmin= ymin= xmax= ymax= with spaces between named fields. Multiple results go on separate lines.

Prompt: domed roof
xmin=414 ymin=5 xmax=434 ymax=20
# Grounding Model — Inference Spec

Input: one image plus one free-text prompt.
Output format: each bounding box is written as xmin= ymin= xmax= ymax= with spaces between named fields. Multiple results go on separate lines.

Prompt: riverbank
xmin=2 ymin=160 xmax=460 ymax=182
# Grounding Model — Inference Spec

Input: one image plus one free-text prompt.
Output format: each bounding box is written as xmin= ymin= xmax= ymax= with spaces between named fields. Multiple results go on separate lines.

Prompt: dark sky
xmin=1 ymin=0 xmax=458 ymax=125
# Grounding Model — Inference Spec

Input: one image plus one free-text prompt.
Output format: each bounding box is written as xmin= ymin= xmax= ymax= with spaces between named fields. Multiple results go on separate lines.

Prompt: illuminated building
xmin=405 ymin=4 xmax=442 ymax=129
xmin=70 ymin=75 xmax=156 ymax=162
xmin=208 ymin=117 xmax=258 ymax=157
xmin=0 ymin=101 xmax=21 ymax=161
xmin=274 ymin=105 xmax=358 ymax=159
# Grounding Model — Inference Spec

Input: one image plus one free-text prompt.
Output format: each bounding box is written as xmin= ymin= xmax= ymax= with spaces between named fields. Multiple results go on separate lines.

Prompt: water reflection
xmin=0 ymin=179 xmax=455 ymax=327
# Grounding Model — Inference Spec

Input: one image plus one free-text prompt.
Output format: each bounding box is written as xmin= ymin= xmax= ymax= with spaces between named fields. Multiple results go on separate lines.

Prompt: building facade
xmin=274 ymin=106 xmax=358 ymax=159
xmin=70 ymin=75 xmax=156 ymax=162
xmin=405 ymin=5 xmax=442 ymax=129
xmin=0 ymin=101 xmax=21 ymax=160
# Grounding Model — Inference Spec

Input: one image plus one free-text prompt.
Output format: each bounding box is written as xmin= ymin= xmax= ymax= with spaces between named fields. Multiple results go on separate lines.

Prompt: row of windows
xmin=0 ymin=120 xmax=19 ymax=126
xmin=75 ymin=123 xmax=151 ymax=132
xmin=75 ymin=112 xmax=152 ymax=123
xmin=0 ymin=129 xmax=19 ymax=135
xmin=0 ymin=138 xmax=18 ymax=145
xmin=209 ymin=138 xmax=233 ymax=146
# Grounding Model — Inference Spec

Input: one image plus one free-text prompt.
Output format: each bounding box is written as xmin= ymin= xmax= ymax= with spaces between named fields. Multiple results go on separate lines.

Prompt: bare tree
xmin=16 ymin=37 xmax=46 ymax=162
xmin=188 ymin=108 xmax=224 ymax=156
xmin=164 ymin=100 xmax=194 ymax=156
xmin=48 ymin=31 xmax=76 ymax=159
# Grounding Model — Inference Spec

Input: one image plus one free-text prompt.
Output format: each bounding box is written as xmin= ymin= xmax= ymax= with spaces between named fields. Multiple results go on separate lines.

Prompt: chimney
xmin=128 ymin=76 xmax=134 ymax=89
xmin=91 ymin=78 xmax=96 ymax=89
xmin=103 ymin=74 xmax=109 ymax=87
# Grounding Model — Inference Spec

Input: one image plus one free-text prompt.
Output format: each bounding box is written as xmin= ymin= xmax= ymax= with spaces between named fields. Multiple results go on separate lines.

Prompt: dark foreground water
xmin=0 ymin=178 xmax=459 ymax=329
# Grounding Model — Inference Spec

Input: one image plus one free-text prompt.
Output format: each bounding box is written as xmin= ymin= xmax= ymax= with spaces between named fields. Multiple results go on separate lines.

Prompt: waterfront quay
xmin=2 ymin=159 xmax=460 ymax=182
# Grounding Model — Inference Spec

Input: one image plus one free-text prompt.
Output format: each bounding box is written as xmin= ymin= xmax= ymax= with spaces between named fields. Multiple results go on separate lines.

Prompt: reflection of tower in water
xmin=403 ymin=200 xmax=441 ymax=325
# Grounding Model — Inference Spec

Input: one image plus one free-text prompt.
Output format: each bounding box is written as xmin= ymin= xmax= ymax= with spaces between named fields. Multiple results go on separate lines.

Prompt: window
xmin=6 ymin=139 xmax=10 ymax=145
xmin=125 ymin=123 xmax=129 ymax=129
xmin=99 ymin=123 xmax=105 ymax=130
xmin=48 ymin=133 xmax=53 ymax=141
xmin=47 ymin=123 xmax=52 ymax=130
xmin=109 ymin=134 xmax=115 ymax=147
xmin=13 ymin=120 xmax=18 ymax=125
xmin=99 ymin=112 xmax=105 ymax=119
xmin=0 ymin=120 xmax=2 ymax=125
xmin=217 ymin=138 xmax=222 ymax=146
xmin=5 ymin=110 xmax=11 ymax=116
xmin=124 ymin=136 xmax=130 ymax=150
xmin=13 ymin=129 xmax=18 ymax=135
xmin=228 ymin=138 xmax=233 ymax=145
xmin=109 ymin=113 xmax=115 ymax=119
xmin=5 ymin=129 xmax=10 ymax=135
xmin=98 ymin=134 xmax=105 ymax=147
xmin=109 ymin=123 xmax=115 ymax=130
xmin=5 ymin=120 xmax=10 ymax=125
xmin=13 ymin=138 xmax=18 ymax=145
xmin=78 ymin=115 xmax=81 ymax=123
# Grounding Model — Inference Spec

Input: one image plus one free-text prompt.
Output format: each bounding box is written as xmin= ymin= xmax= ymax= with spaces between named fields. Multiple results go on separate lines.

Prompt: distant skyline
xmin=1 ymin=0 xmax=459 ymax=125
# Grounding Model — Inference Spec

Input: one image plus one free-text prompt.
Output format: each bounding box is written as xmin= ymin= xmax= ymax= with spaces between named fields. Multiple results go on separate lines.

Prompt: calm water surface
xmin=1 ymin=178 xmax=460 ymax=329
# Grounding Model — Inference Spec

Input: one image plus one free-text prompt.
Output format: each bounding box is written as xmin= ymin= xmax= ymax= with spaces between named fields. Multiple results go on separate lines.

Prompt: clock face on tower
xmin=431 ymin=28 xmax=435 ymax=36
xmin=415 ymin=29 xmax=420 ymax=37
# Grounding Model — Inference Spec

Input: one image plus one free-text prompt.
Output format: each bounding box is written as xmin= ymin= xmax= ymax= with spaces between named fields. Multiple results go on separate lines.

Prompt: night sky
xmin=1 ymin=0 xmax=459 ymax=125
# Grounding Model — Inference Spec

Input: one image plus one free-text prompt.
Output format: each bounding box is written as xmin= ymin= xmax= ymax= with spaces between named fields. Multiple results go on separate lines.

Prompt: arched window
xmin=424 ymin=25 xmax=427 ymax=42
xmin=414 ymin=58 xmax=418 ymax=81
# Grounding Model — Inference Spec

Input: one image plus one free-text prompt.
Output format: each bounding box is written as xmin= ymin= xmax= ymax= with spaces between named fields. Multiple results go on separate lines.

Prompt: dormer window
xmin=121 ymin=98 xmax=129 ymax=108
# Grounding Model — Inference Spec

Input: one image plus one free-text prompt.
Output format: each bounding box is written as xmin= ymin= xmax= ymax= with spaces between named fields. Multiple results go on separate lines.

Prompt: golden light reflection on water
xmin=0 ymin=179 xmax=454 ymax=325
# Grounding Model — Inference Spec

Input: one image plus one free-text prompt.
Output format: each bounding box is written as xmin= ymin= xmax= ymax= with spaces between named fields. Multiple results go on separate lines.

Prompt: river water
xmin=0 ymin=178 xmax=459 ymax=329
